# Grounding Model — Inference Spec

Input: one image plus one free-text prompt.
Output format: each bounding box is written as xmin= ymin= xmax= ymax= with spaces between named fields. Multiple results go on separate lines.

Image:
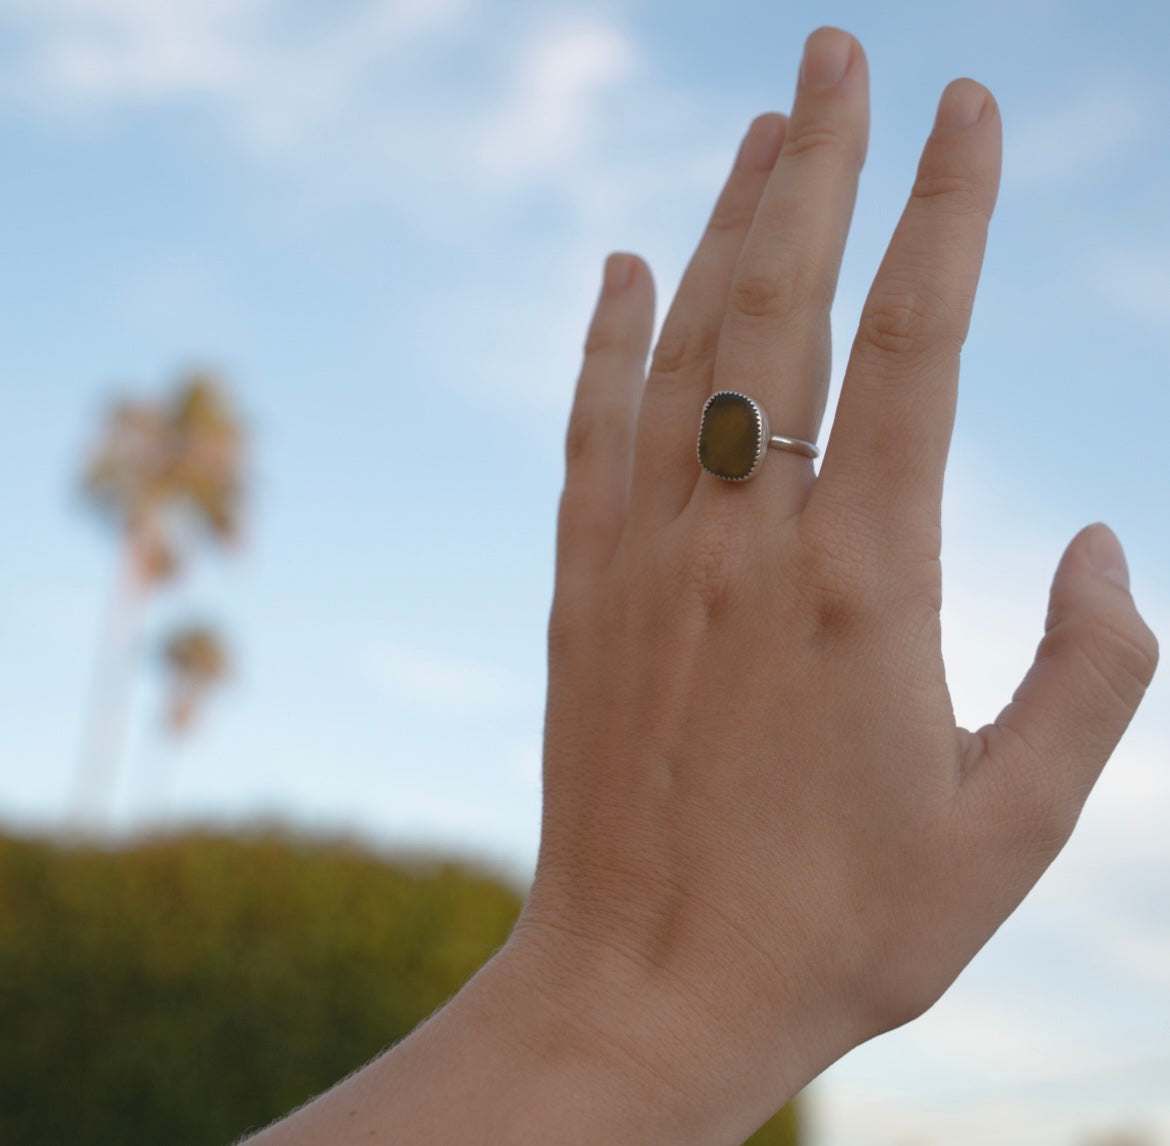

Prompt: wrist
xmin=244 ymin=913 xmax=838 ymax=1146
xmin=498 ymin=917 xmax=833 ymax=1145
xmin=435 ymin=935 xmax=701 ymax=1144
xmin=246 ymin=931 xmax=700 ymax=1146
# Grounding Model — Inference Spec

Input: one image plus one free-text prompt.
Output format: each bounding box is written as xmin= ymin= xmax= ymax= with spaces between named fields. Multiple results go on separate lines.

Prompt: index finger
xmin=806 ymin=79 xmax=1002 ymax=562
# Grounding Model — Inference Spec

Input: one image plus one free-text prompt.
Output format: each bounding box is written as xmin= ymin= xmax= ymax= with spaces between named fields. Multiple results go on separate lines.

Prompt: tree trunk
xmin=68 ymin=538 xmax=150 ymax=835
xmin=133 ymin=717 xmax=190 ymax=828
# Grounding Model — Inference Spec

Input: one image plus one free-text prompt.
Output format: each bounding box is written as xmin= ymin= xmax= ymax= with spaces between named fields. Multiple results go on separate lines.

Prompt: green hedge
xmin=0 ymin=826 xmax=797 ymax=1145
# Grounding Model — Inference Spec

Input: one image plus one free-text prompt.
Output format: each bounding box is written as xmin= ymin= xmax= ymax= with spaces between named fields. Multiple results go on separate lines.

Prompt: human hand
xmin=506 ymin=24 xmax=1159 ymax=1144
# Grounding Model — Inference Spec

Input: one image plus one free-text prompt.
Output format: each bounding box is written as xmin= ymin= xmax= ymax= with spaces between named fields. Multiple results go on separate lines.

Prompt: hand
xmin=507 ymin=24 xmax=1159 ymax=1143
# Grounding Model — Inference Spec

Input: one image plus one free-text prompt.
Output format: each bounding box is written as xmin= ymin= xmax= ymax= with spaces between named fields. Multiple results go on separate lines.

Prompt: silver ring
xmin=697 ymin=390 xmax=818 ymax=481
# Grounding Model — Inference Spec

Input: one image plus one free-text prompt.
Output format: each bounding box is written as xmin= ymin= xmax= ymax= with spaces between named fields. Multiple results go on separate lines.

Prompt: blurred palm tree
xmin=135 ymin=622 xmax=233 ymax=820
xmin=160 ymin=623 xmax=232 ymax=734
xmin=70 ymin=372 xmax=245 ymax=832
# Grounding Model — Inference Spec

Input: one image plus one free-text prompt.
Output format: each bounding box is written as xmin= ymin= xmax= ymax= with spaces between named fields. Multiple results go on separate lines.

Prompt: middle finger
xmin=693 ymin=27 xmax=870 ymax=523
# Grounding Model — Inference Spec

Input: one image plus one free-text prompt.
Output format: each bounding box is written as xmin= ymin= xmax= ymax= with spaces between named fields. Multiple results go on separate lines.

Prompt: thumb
xmin=978 ymin=523 xmax=1159 ymax=845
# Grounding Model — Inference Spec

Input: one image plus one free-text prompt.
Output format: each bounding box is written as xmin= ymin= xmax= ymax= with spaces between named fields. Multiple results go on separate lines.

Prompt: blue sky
xmin=0 ymin=1 xmax=1168 ymax=1142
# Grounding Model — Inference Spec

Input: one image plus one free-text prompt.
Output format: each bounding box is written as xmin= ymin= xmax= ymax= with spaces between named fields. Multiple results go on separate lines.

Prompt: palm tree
xmin=160 ymin=623 xmax=232 ymax=734
xmin=70 ymin=372 xmax=245 ymax=833
xmin=135 ymin=622 xmax=233 ymax=820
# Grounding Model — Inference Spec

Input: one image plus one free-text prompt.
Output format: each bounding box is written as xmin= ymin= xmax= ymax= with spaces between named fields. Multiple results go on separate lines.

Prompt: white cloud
xmin=1 ymin=0 xmax=475 ymax=150
xmin=26 ymin=0 xmax=262 ymax=100
xmin=469 ymin=19 xmax=637 ymax=183
xmin=0 ymin=0 xmax=752 ymax=429
xmin=0 ymin=0 xmax=731 ymax=259
xmin=0 ymin=0 xmax=643 ymax=192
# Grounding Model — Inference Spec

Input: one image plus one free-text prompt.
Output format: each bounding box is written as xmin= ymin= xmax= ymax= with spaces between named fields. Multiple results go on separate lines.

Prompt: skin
xmin=242 ymin=26 xmax=1159 ymax=1146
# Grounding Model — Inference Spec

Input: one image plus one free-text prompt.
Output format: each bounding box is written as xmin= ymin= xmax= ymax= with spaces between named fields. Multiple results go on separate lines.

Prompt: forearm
xmin=238 ymin=930 xmax=813 ymax=1146
xmin=238 ymin=938 xmax=690 ymax=1146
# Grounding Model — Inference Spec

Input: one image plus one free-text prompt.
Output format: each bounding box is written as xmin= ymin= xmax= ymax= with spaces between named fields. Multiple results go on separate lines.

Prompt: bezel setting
xmin=697 ymin=390 xmax=770 ymax=481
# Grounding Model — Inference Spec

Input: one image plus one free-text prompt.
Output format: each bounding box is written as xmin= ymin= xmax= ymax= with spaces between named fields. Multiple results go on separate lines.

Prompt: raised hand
xmin=506 ymin=24 xmax=1159 ymax=1144
xmin=243 ymin=27 xmax=1159 ymax=1146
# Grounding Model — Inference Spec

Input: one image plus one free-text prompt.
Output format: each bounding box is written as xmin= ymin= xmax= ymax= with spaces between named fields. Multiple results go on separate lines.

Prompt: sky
xmin=0 ymin=0 xmax=1168 ymax=1143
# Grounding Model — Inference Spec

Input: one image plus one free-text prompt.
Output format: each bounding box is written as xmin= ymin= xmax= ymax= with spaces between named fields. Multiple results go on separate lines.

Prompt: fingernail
xmin=1086 ymin=523 xmax=1130 ymax=590
xmin=799 ymin=27 xmax=853 ymax=91
xmin=736 ymin=114 xmax=787 ymax=172
xmin=935 ymin=79 xmax=989 ymax=132
xmin=602 ymin=253 xmax=635 ymax=298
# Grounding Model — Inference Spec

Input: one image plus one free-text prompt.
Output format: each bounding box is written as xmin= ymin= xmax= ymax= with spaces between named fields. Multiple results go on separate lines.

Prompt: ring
xmin=697 ymin=391 xmax=819 ymax=481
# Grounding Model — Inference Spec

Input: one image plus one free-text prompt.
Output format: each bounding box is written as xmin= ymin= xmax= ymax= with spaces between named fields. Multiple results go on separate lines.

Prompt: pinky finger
xmin=556 ymin=252 xmax=655 ymax=584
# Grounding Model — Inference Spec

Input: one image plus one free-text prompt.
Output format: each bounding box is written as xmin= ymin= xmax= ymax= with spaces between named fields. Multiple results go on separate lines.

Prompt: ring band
xmin=766 ymin=433 xmax=819 ymax=459
xmin=697 ymin=391 xmax=819 ymax=481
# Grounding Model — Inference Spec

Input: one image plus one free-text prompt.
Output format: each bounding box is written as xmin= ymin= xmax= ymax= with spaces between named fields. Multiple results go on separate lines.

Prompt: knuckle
xmin=1005 ymin=723 xmax=1089 ymax=854
xmin=707 ymin=193 xmax=759 ymax=237
xmin=563 ymin=411 xmax=594 ymax=466
xmin=671 ymin=514 xmax=747 ymax=623
xmin=546 ymin=597 xmax=575 ymax=661
xmin=564 ymin=401 xmax=627 ymax=465
xmin=583 ymin=320 xmax=636 ymax=360
xmin=782 ymin=117 xmax=864 ymax=168
xmin=648 ymin=320 xmax=720 ymax=382
xmin=793 ymin=516 xmax=877 ymax=635
xmin=546 ymin=588 xmax=599 ymax=673
xmin=729 ymin=264 xmax=799 ymax=322
xmin=910 ymin=168 xmax=993 ymax=221
xmin=857 ymin=288 xmax=941 ymax=360
xmin=979 ymin=724 xmax=1079 ymax=863
xmin=555 ymin=482 xmax=602 ymax=546
xmin=548 ymin=568 xmax=619 ymax=662
xmin=1078 ymin=615 xmax=1160 ymax=712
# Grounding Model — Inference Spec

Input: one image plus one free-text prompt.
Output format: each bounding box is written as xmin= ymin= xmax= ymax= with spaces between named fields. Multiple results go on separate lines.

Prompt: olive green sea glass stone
xmin=698 ymin=392 xmax=763 ymax=479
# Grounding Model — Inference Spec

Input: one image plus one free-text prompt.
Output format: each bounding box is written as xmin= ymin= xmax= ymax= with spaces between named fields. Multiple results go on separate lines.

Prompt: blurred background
xmin=0 ymin=0 xmax=1167 ymax=1143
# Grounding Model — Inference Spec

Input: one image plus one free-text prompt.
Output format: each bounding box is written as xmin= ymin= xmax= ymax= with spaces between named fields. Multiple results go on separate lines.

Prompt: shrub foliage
xmin=0 ymin=826 xmax=797 ymax=1145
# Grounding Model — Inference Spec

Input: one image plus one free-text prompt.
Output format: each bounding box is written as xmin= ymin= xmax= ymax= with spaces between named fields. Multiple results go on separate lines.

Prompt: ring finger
xmin=625 ymin=111 xmax=789 ymax=536
xmin=692 ymin=26 xmax=870 ymax=524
